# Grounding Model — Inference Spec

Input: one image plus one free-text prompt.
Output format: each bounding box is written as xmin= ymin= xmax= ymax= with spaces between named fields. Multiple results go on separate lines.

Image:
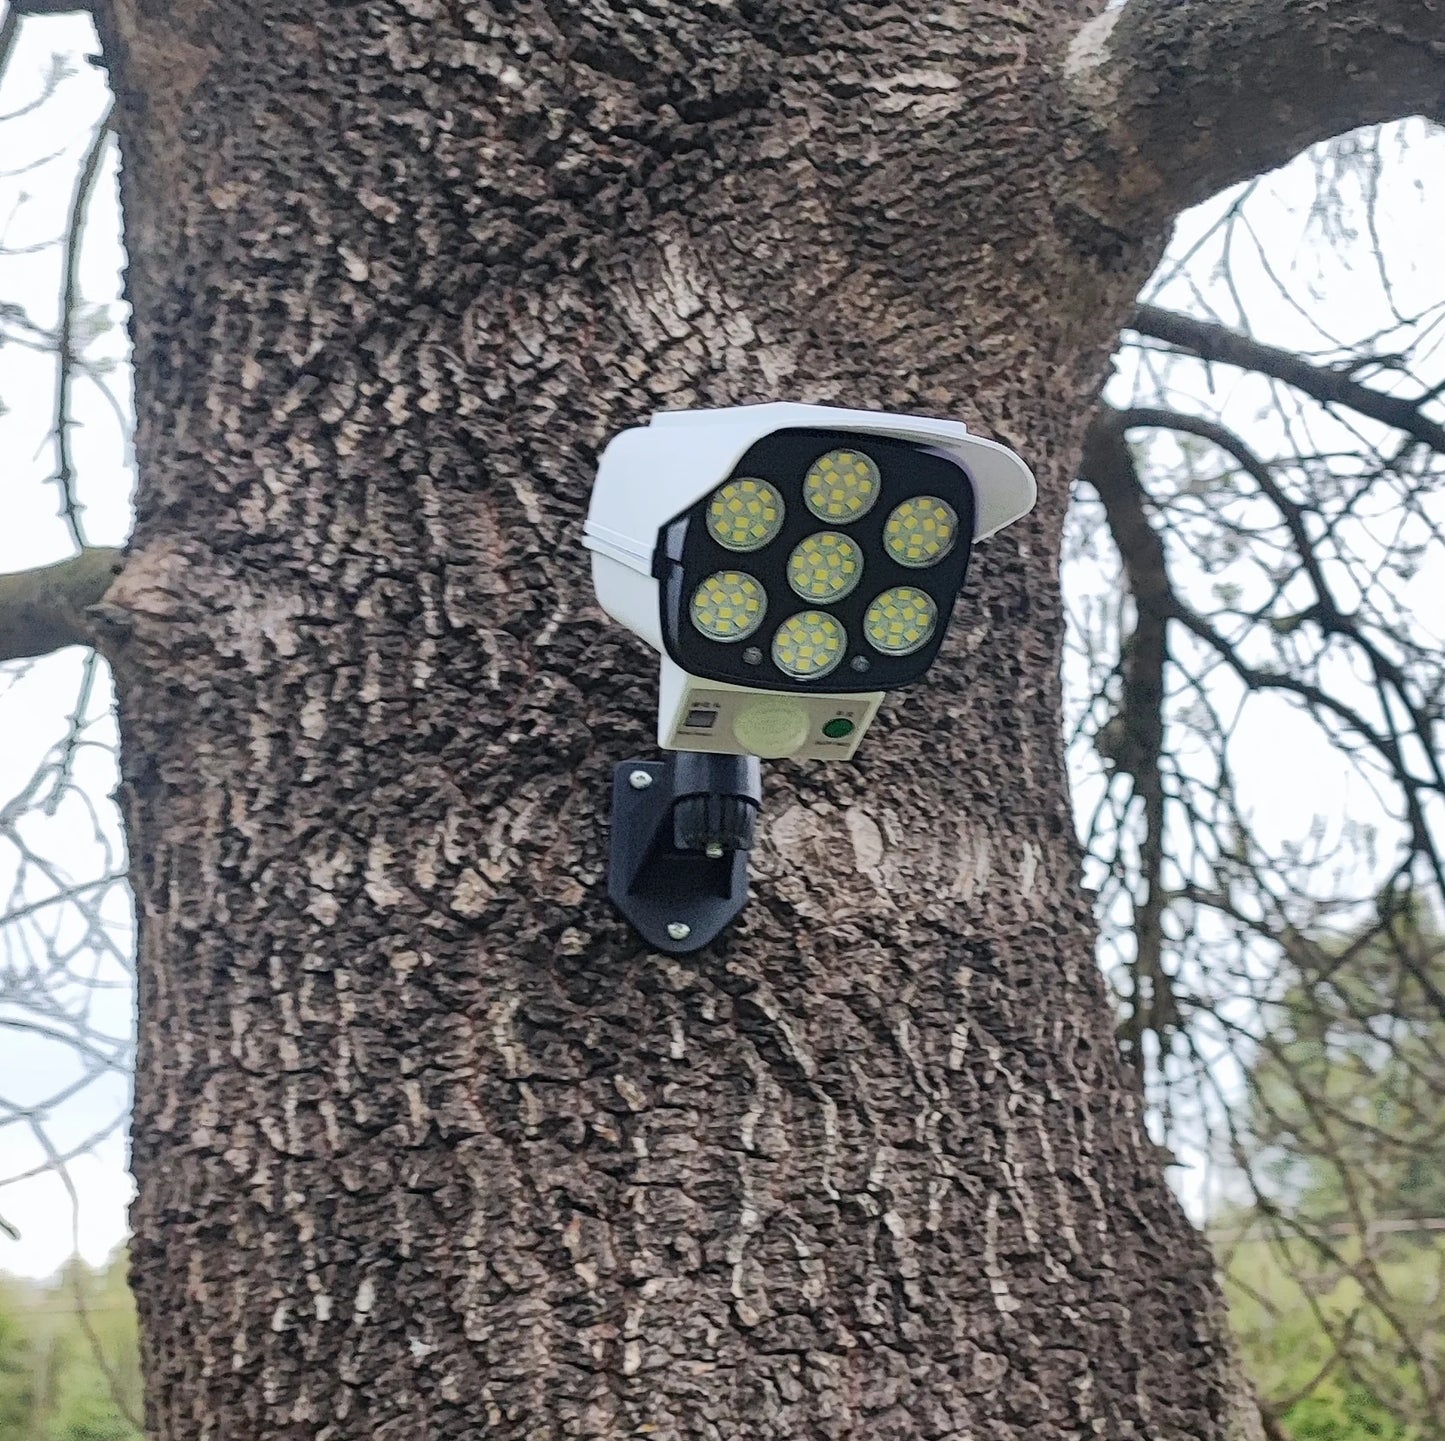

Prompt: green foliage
xmin=1223 ymin=1231 xmax=1442 ymax=1439
xmin=1223 ymin=1230 xmax=1443 ymax=1439
xmin=1248 ymin=912 xmax=1445 ymax=1225
xmin=0 ymin=1253 xmax=141 ymax=1441
xmin=0 ymin=1285 xmax=36 ymax=1440
xmin=1283 ymin=1386 xmax=1413 ymax=1441
xmin=1226 ymin=909 xmax=1445 ymax=1439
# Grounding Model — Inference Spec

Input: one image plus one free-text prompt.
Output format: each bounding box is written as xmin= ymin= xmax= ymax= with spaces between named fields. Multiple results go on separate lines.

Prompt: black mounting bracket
xmin=608 ymin=752 xmax=763 ymax=955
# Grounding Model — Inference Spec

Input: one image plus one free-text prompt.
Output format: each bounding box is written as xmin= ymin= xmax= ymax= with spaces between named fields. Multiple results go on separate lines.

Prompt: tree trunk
xmin=96 ymin=1 xmax=1262 ymax=1436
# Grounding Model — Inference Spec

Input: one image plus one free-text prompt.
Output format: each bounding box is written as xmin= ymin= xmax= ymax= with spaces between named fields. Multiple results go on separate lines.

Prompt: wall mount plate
xmin=607 ymin=755 xmax=761 ymax=955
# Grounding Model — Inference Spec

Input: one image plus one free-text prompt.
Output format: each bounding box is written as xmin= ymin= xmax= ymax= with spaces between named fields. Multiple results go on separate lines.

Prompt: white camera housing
xmin=583 ymin=402 xmax=1035 ymax=760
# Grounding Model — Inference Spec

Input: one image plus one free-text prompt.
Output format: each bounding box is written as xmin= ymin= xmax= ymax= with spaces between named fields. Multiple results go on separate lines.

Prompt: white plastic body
xmin=658 ymin=656 xmax=884 ymax=760
xmin=582 ymin=402 xmax=1036 ymax=760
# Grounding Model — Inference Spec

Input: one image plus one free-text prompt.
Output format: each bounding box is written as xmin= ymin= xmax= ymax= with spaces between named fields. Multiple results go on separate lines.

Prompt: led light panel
xmin=657 ymin=428 xmax=977 ymax=694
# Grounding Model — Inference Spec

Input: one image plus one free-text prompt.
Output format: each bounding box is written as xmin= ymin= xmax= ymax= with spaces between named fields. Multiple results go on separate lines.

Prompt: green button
xmin=822 ymin=717 xmax=855 ymax=740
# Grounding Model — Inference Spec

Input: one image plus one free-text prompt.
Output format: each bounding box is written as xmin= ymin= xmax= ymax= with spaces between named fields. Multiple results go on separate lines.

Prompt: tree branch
xmin=55 ymin=115 xmax=112 ymax=548
xmin=1131 ymin=306 xmax=1445 ymax=454
xmin=1079 ymin=408 xmax=1177 ymax=1059
xmin=0 ymin=548 xmax=123 ymax=663
xmin=1108 ymin=404 xmax=1445 ymax=903
xmin=1065 ymin=0 xmax=1445 ymax=227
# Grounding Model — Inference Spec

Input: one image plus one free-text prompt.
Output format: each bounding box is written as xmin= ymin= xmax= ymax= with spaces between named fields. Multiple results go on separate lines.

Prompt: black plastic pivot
xmin=608 ymin=753 xmax=763 ymax=955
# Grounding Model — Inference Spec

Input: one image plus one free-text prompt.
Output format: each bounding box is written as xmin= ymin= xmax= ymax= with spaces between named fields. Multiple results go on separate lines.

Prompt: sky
xmin=1 ymin=8 xmax=135 ymax=1280
xmin=1 ymin=8 xmax=1443 ymax=1278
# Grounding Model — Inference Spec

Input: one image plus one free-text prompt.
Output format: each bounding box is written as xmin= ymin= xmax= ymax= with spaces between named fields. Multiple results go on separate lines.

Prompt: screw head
xmin=628 ymin=769 xmax=653 ymax=790
xmin=666 ymin=922 xmax=691 ymax=941
xmin=704 ymin=842 xmax=724 ymax=859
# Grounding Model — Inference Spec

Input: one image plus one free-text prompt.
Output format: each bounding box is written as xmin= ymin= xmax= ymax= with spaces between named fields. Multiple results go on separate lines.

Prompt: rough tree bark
xmin=70 ymin=0 xmax=1442 ymax=1436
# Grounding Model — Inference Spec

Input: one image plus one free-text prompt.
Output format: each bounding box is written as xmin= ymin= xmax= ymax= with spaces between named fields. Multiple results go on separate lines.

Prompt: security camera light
xmin=585 ymin=403 xmax=1034 ymax=761
xmin=583 ymin=402 xmax=1035 ymax=953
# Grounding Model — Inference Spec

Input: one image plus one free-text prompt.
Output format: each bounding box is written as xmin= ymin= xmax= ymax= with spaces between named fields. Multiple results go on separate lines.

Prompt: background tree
xmin=2 ymin=1 xmax=1444 ymax=1439
xmin=0 ymin=1253 xmax=142 ymax=1440
xmin=1247 ymin=913 xmax=1445 ymax=1226
xmin=1066 ymin=132 xmax=1445 ymax=1435
xmin=1217 ymin=915 xmax=1445 ymax=1439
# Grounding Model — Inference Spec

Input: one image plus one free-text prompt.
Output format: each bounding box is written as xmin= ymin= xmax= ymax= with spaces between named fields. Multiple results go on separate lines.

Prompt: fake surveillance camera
xmin=582 ymin=402 xmax=1035 ymax=954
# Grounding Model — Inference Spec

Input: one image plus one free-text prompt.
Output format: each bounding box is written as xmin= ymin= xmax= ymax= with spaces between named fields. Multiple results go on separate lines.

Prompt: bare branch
xmin=54 ymin=114 xmax=112 ymax=546
xmin=1079 ymin=409 xmax=1177 ymax=1067
xmin=1131 ymin=305 xmax=1445 ymax=454
xmin=1065 ymin=0 xmax=1445 ymax=226
xmin=0 ymin=547 xmax=123 ymax=662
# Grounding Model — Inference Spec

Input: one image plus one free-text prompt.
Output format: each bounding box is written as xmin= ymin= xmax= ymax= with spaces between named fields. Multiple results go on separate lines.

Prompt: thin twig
xmin=53 ymin=111 xmax=113 ymax=549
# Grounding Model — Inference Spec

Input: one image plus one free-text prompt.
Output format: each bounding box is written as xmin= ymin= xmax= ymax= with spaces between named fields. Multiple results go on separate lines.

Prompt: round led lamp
xmin=787 ymin=531 xmax=864 ymax=602
xmin=804 ymin=449 xmax=881 ymax=523
xmin=706 ymin=478 xmax=785 ymax=552
xmin=884 ymin=495 xmax=958 ymax=567
xmin=690 ymin=570 xmax=767 ymax=642
xmin=772 ymin=610 xmax=846 ymax=680
xmin=864 ymin=586 xmax=937 ymax=656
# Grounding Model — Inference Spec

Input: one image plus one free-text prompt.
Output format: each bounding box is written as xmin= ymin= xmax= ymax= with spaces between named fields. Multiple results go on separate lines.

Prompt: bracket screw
xmin=629 ymin=769 xmax=653 ymax=790
xmin=666 ymin=922 xmax=691 ymax=941
xmin=704 ymin=842 xmax=724 ymax=859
